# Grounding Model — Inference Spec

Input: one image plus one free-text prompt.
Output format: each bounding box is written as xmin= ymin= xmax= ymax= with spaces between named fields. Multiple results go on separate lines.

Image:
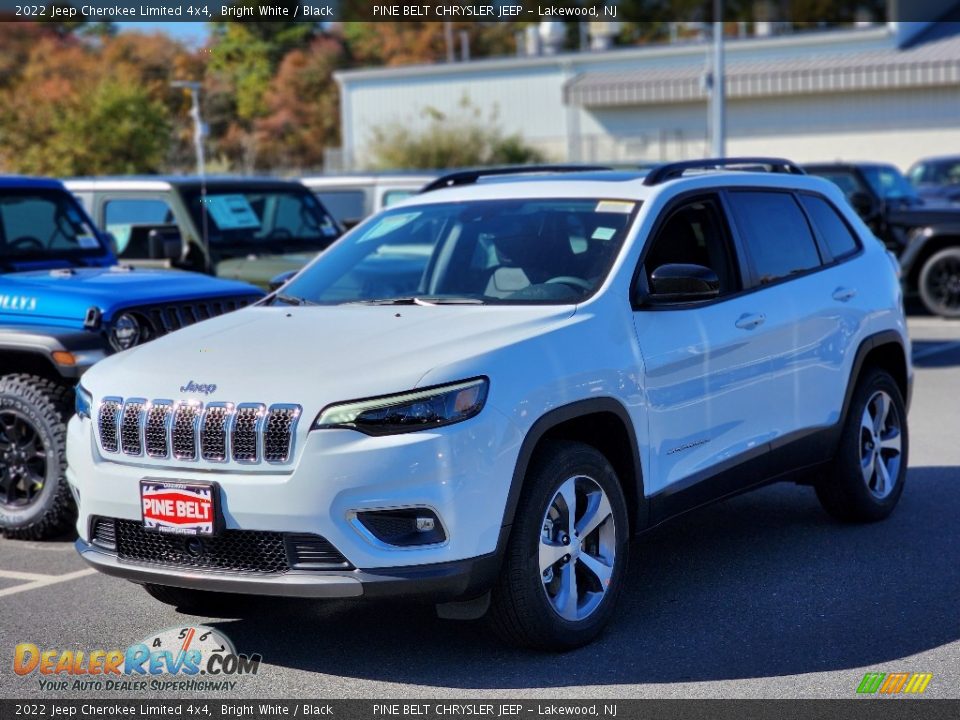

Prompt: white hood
xmin=82 ymin=304 xmax=575 ymax=411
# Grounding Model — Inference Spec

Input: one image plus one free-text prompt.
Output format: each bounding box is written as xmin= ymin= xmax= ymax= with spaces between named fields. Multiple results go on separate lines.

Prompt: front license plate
xmin=140 ymin=480 xmax=219 ymax=536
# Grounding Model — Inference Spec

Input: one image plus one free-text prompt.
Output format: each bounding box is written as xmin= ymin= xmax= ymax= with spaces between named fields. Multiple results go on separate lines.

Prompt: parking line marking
xmin=0 ymin=569 xmax=56 ymax=582
xmin=913 ymin=340 xmax=960 ymax=361
xmin=0 ymin=569 xmax=96 ymax=598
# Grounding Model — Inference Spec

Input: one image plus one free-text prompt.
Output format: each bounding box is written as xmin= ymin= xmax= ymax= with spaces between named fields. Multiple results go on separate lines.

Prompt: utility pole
xmin=710 ymin=0 xmax=726 ymax=157
xmin=171 ymin=81 xmax=207 ymax=178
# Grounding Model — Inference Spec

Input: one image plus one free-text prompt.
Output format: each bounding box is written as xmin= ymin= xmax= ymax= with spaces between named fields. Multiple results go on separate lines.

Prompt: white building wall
xmin=336 ymin=25 xmax=954 ymax=170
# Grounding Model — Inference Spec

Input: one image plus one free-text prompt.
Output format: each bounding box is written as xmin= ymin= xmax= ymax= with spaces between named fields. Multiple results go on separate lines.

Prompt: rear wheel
xmin=816 ymin=368 xmax=908 ymax=522
xmin=0 ymin=374 xmax=75 ymax=540
xmin=488 ymin=441 xmax=629 ymax=651
xmin=918 ymin=247 xmax=960 ymax=318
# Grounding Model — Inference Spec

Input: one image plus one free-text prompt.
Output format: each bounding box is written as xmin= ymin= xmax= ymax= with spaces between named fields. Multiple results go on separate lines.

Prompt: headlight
xmin=313 ymin=378 xmax=488 ymax=436
xmin=109 ymin=313 xmax=141 ymax=352
xmin=75 ymin=385 xmax=93 ymax=420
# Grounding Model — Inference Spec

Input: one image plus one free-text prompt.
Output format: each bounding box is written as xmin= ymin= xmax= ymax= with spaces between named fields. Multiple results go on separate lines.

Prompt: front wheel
xmin=918 ymin=247 xmax=960 ymax=318
xmin=0 ymin=374 xmax=75 ymax=539
xmin=488 ymin=441 xmax=629 ymax=651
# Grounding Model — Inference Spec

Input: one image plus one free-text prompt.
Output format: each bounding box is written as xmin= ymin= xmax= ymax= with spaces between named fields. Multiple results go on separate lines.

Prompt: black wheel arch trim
xmin=498 ymin=397 xmax=647 ymax=550
xmin=0 ymin=326 xmax=106 ymax=380
xmin=840 ymin=329 xmax=912 ymax=427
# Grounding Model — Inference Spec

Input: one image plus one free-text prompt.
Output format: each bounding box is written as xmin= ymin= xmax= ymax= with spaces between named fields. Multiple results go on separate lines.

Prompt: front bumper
xmin=75 ymin=538 xmax=501 ymax=601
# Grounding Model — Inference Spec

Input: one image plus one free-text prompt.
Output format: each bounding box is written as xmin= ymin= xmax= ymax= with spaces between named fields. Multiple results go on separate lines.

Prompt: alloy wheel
xmin=924 ymin=254 xmax=960 ymax=313
xmin=859 ymin=390 xmax=903 ymax=500
xmin=539 ymin=475 xmax=617 ymax=622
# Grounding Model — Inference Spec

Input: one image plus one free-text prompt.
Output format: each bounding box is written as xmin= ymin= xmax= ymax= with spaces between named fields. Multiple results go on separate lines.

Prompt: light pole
xmin=171 ymin=81 xmax=207 ymax=178
xmin=710 ymin=0 xmax=726 ymax=158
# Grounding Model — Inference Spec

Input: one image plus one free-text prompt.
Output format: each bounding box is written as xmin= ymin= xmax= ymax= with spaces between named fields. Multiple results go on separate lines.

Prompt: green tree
xmin=367 ymin=102 xmax=545 ymax=170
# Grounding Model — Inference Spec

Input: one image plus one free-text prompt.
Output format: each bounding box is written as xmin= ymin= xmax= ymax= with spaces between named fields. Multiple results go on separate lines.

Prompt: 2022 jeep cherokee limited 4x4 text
xmin=0 ymin=176 xmax=263 ymax=539
xmin=69 ymin=159 xmax=911 ymax=650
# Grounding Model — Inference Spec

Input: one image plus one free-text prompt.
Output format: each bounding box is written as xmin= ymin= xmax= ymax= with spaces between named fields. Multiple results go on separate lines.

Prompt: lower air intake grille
xmin=91 ymin=517 xmax=117 ymax=551
xmin=112 ymin=520 xmax=351 ymax=574
xmin=285 ymin=535 xmax=354 ymax=570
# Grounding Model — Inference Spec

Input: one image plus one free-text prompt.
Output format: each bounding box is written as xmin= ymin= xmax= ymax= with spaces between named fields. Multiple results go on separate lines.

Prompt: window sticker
xmin=591 ymin=226 xmax=617 ymax=241
xmin=204 ymin=195 xmax=261 ymax=230
xmin=76 ymin=234 xmax=100 ymax=249
xmin=595 ymin=200 xmax=635 ymax=214
xmin=359 ymin=212 xmax=421 ymax=243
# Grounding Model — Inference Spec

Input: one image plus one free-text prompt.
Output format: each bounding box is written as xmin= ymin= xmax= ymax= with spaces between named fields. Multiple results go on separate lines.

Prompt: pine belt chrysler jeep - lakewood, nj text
xmin=69 ymin=159 xmax=912 ymax=650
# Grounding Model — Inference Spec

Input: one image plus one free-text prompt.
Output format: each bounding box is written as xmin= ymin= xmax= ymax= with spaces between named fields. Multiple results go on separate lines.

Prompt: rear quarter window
xmin=798 ymin=194 xmax=861 ymax=260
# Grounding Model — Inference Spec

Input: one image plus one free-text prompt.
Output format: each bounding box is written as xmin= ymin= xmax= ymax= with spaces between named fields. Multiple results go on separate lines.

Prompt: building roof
xmin=565 ymin=30 xmax=960 ymax=107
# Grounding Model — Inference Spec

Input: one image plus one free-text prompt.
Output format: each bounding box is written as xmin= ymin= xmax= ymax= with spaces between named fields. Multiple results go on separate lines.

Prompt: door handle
xmin=832 ymin=287 xmax=857 ymax=302
xmin=735 ymin=313 xmax=765 ymax=330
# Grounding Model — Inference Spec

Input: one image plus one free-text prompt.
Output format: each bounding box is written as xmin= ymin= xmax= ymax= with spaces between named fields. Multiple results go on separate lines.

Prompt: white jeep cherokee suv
xmin=69 ymin=159 xmax=911 ymax=650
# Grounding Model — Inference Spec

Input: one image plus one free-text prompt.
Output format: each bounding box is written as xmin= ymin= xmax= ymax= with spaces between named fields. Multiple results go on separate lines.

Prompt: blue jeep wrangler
xmin=0 ymin=177 xmax=264 ymax=539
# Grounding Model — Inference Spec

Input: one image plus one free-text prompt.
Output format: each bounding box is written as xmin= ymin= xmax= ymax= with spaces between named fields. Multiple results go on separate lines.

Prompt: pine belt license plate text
xmin=140 ymin=480 xmax=218 ymax=536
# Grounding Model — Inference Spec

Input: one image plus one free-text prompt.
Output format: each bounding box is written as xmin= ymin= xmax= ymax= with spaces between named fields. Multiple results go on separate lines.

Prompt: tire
xmin=0 ymin=374 xmax=75 ymax=540
xmin=143 ymin=583 xmax=244 ymax=614
xmin=816 ymin=368 xmax=908 ymax=523
xmin=918 ymin=247 xmax=960 ymax=318
xmin=488 ymin=440 xmax=629 ymax=651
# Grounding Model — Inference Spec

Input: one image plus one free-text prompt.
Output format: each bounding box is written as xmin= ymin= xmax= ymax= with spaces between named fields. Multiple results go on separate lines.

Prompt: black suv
xmin=805 ymin=162 xmax=960 ymax=317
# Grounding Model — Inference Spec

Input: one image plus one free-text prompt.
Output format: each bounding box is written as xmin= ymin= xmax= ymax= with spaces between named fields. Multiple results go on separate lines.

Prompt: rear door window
xmin=727 ymin=191 xmax=823 ymax=286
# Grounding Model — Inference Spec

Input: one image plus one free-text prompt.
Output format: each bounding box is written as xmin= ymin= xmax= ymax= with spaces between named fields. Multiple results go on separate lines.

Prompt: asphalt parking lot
xmin=2 ymin=315 xmax=958 ymax=700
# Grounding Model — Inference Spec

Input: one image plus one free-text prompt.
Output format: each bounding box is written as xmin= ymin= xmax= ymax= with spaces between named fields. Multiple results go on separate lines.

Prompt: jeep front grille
xmin=97 ymin=397 xmax=301 ymax=465
xmin=130 ymin=296 xmax=257 ymax=340
xmin=98 ymin=398 xmax=122 ymax=453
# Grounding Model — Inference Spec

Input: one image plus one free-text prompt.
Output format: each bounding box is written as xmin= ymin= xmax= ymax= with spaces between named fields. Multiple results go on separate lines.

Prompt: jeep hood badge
xmin=180 ymin=381 xmax=217 ymax=395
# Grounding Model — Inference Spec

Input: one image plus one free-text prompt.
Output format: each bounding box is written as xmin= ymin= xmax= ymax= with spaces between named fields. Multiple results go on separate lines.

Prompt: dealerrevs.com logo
xmin=14 ymin=625 xmax=261 ymax=692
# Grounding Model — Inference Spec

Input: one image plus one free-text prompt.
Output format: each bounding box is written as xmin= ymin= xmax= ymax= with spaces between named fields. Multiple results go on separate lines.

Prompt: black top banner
xmin=0 ymin=0 xmax=951 ymax=23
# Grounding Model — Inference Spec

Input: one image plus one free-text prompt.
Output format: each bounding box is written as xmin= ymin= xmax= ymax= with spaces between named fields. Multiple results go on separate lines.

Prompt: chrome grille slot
xmin=120 ymin=400 xmax=145 ymax=456
xmin=97 ymin=398 xmax=122 ymax=453
xmin=172 ymin=401 xmax=201 ymax=460
xmin=232 ymin=404 xmax=265 ymax=463
xmin=96 ymin=396 xmax=300 ymax=465
xmin=200 ymin=403 xmax=234 ymax=462
xmin=144 ymin=401 xmax=172 ymax=458
xmin=265 ymin=405 xmax=300 ymax=463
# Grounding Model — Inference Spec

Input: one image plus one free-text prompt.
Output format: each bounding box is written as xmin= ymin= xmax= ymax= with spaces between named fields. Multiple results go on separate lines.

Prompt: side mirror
xmin=849 ymin=191 xmax=879 ymax=219
xmin=146 ymin=227 xmax=183 ymax=261
xmin=268 ymin=270 xmax=297 ymax=292
xmin=647 ymin=263 xmax=720 ymax=303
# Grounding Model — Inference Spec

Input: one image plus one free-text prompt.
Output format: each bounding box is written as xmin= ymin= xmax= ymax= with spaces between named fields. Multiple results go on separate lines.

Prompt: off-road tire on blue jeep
xmin=0 ymin=374 xmax=75 ymax=540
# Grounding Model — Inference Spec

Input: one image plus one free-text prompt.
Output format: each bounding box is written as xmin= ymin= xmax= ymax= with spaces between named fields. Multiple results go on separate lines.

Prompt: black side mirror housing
xmin=645 ymin=263 xmax=720 ymax=303
xmin=146 ymin=227 xmax=183 ymax=261
xmin=269 ymin=270 xmax=297 ymax=292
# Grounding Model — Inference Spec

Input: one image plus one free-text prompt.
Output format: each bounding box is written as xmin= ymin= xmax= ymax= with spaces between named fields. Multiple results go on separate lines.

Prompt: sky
xmin=116 ymin=22 xmax=209 ymax=46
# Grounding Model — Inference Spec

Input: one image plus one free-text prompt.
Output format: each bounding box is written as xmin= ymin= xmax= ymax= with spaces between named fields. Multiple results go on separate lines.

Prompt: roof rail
xmin=420 ymin=164 xmax=615 ymax=194
xmin=642 ymin=157 xmax=805 ymax=186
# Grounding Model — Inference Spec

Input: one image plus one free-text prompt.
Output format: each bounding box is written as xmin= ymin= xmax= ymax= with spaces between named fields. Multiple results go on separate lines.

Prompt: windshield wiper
xmin=347 ymin=296 xmax=485 ymax=306
xmin=273 ymin=293 xmax=315 ymax=306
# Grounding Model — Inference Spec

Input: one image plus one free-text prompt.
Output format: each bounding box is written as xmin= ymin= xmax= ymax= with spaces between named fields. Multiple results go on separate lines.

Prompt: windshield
xmin=0 ymin=189 xmax=106 ymax=262
xmin=182 ymin=187 xmax=341 ymax=250
xmin=861 ymin=165 xmax=920 ymax=202
xmin=910 ymin=160 xmax=960 ymax=186
xmin=279 ymin=198 xmax=638 ymax=306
